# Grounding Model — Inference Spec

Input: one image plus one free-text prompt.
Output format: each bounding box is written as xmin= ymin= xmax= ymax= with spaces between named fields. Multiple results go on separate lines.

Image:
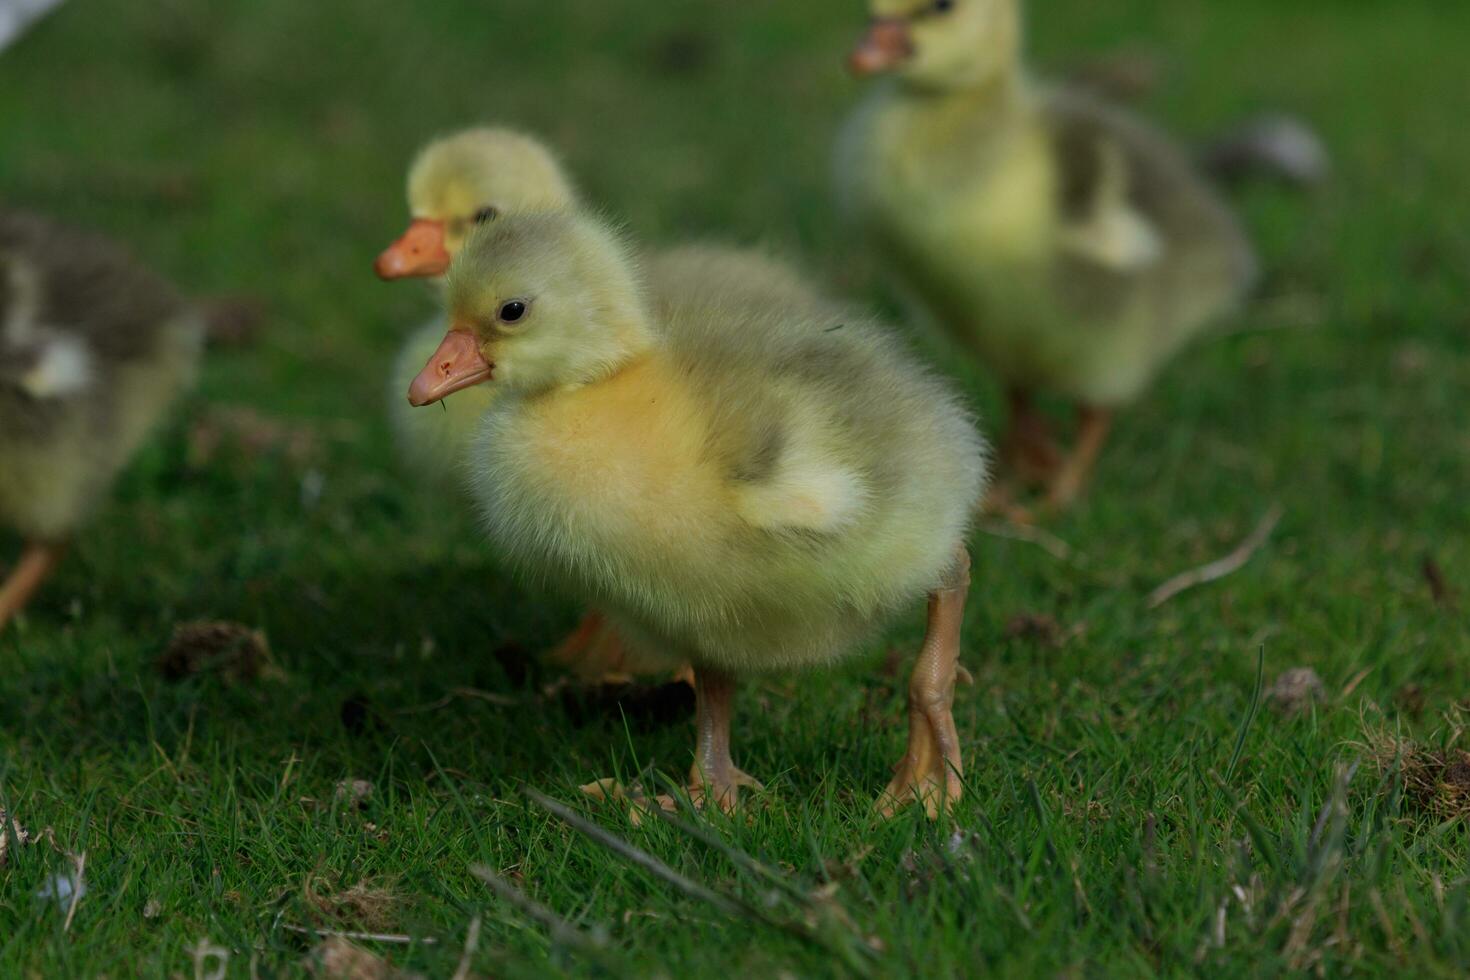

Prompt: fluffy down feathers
xmin=838 ymin=11 xmax=1258 ymax=406
xmin=451 ymin=211 xmax=988 ymax=673
xmin=0 ymin=209 xmax=202 ymax=539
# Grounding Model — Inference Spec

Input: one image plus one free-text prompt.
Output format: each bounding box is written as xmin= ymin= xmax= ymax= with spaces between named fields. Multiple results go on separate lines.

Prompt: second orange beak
xmin=376 ymin=219 xmax=452 ymax=280
xmin=408 ymin=329 xmax=494 ymax=407
xmin=849 ymin=18 xmax=914 ymax=77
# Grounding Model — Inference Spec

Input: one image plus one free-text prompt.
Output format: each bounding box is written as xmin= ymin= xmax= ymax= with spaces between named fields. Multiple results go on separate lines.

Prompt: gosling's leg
xmin=1003 ymin=388 xmax=1063 ymax=486
xmin=546 ymin=611 xmax=695 ymax=688
xmin=545 ymin=610 xmax=635 ymax=683
xmin=1045 ymin=405 xmax=1115 ymax=511
xmin=877 ymin=548 xmax=970 ymax=820
xmin=0 ymin=540 xmax=67 ymax=633
xmin=983 ymin=389 xmax=1059 ymax=523
xmin=688 ymin=667 xmax=762 ymax=812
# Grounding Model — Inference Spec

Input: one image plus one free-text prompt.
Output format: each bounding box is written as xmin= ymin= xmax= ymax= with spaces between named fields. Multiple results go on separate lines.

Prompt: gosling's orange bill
xmin=849 ymin=19 xmax=914 ymax=77
xmin=375 ymin=219 xmax=451 ymax=280
xmin=408 ymin=329 xmax=493 ymax=407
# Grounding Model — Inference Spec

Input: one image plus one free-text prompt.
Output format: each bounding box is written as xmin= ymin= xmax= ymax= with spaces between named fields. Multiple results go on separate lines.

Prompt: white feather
xmin=736 ymin=455 xmax=868 ymax=534
xmin=20 ymin=335 xmax=94 ymax=398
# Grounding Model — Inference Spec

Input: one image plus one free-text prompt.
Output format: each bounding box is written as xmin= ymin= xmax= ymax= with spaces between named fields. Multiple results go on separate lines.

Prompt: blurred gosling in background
xmin=0 ymin=209 xmax=202 ymax=631
xmin=837 ymin=0 xmax=1257 ymax=513
xmin=407 ymin=211 xmax=987 ymax=816
xmin=376 ymin=127 xmax=850 ymax=686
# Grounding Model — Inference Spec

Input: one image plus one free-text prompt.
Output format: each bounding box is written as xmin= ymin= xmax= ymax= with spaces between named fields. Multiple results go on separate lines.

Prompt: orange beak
xmin=408 ymin=329 xmax=494 ymax=407
xmin=375 ymin=219 xmax=452 ymax=280
xmin=848 ymin=18 xmax=914 ymax=77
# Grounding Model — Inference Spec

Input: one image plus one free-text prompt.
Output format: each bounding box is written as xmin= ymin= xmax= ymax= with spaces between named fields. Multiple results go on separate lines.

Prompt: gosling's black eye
xmin=933 ymin=0 xmax=955 ymax=11
xmin=498 ymin=301 xmax=527 ymax=324
xmin=473 ymin=206 xmax=499 ymax=225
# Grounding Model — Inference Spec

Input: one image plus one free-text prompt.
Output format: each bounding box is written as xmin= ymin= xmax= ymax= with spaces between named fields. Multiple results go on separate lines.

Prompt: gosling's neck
xmin=525 ymin=314 xmax=661 ymax=401
xmin=899 ymin=63 xmax=1033 ymax=124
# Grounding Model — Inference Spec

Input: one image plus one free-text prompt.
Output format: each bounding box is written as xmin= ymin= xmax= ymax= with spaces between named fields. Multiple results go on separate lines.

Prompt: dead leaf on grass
xmin=157 ymin=621 xmax=275 ymax=684
xmin=305 ymin=874 xmax=400 ymax=933
xmin=1266 ymin=668 xmax=1326 ymax=717
xmin=1366 ymin=729 xmax=1470 ymax=821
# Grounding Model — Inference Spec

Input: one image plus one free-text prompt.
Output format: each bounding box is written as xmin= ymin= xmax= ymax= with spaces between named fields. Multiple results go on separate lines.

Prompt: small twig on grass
xmin=279 ymin=924 xmax=435 ymax=946
xmin=523 ymin=787 xmax=742 ymax=916
xmin=643 ymin=775 xmax=814 ymax=907
xmin=527 ymin=785 xmax=877 ymax=973
xmin=976 ymin=520 xmax=1085 ymax=565
xmin=1147 ymin=504 xmax=1284 ymax=609
xmin=468 ymin=865 xmax=609 ymax=958
xmin=398 ymin=687 xmax=520 ymax=715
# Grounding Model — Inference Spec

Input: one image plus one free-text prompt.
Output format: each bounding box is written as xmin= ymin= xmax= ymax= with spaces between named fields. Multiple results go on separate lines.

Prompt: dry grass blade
xmin=525 ymin=785 xmax=876 ymax=974
xmin=62 ymin=850 xmax=85 ymax=932
xmin=449 ymin=915 xmax=480 ymax=980
xmin=1148 ymin=504 xmax=1284 ymax=609
xmin=641 ymin=780 xmax=812 ymax=907
xmin=522 ymin=787 xmax=742 ymax=917
xmin=976 ymin=519 xmax=1084 ymax=565
xmin=468 ymin=865 xmax=610 ymax=959
xmin=398 ymin=687 xmax=520 ymax=715
xmin=280 ymin=924 xmax=434 ymax=946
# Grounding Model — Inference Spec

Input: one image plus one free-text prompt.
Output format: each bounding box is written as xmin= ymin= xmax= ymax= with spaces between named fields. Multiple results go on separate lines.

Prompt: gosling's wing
xmin=732 ymin=432 xmax=868 ymax=535
xmin=0 ymin=209 xmax=187 ymax=366
xmin=0 ymin=249 xmax=98 ymax=400
xmin=1049 ymin=107 xmax=1163 ymax=273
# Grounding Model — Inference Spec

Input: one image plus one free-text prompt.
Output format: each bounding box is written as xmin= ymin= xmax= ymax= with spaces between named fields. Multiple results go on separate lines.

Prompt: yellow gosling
xmin=407 ymin=211 xmax=988 ymax=817
xmin=838 ymin=0 xmax=1257 ymax=510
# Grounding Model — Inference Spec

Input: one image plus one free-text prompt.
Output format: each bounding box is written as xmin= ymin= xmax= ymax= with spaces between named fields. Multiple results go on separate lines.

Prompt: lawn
xmin=1 ymin=0 xmax=1468 ymax=975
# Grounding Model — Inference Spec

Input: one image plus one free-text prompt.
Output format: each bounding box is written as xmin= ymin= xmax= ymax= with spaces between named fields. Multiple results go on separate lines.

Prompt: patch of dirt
xmin=1394 ymin=684 xmax=1427 ymax=720
xmin=200 ymin=294 xmax=268 ymax=349
xmin=156 ymin=621 xmax=273 ymax=684
xmin=339 ymin=693 xmax=387 ymax=736
xmin=1003 ymin=614 xmax=1085 ymax=649
xmin=1266 ymin=668 xmax=1326 ymax=717
xmin=490 ymin=641 xmax=534 ymax=688
xmin=1004 ymin=613 xmax=1063 ymax=647
xmin=647 ymin=28 xmax=716 ymax=78
xmin=187 ymin=406 xmax=320 ymax=468
xmin=1368 ymin=732 xmax=1470 ymax=820
xmin=334 ymin=779 xmax=374 ymax=811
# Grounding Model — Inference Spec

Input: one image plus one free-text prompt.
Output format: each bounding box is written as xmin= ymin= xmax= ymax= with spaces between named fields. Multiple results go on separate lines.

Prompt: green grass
xmin=2 ymin=0 xmax=1469 ymax=975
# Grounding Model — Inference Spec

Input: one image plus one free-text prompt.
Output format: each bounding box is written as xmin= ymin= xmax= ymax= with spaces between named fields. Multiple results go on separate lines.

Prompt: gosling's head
xmin=375 ymin=127 xmax=578 ymax=280
xmin=849 ymin=0 xmax=1022 ymax=92
xmin=407 ymin=211 xmax=651 ymax=406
